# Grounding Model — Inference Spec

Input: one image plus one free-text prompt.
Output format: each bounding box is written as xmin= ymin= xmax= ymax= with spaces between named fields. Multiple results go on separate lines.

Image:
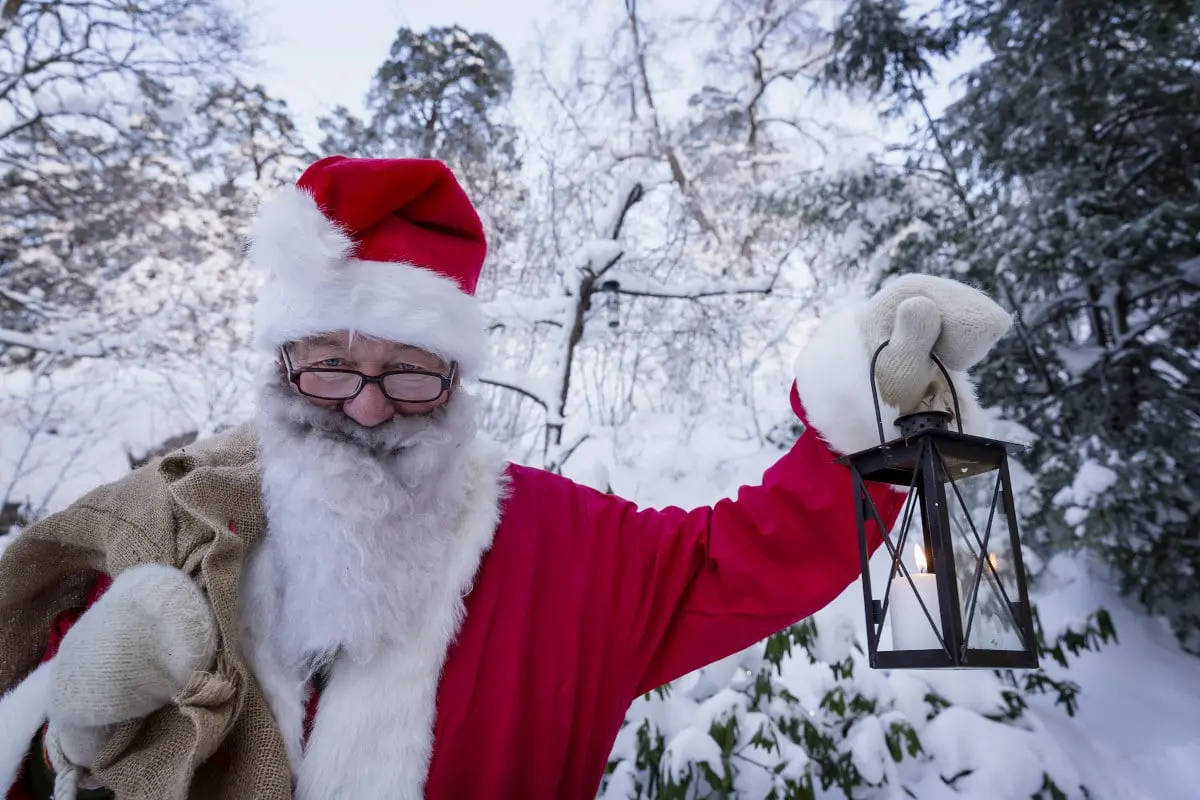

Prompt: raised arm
xmin=555 ymin=277 xmax=1012 ymax=694
xmin=624 ymin=383 xmax=907 ymax=693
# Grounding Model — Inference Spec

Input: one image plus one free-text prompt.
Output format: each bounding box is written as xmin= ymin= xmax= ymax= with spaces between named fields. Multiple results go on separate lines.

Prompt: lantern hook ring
xmin=869 ymin=340 xmax=964 ymax=446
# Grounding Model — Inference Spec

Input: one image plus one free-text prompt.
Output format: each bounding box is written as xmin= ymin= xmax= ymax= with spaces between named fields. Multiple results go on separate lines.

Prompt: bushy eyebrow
xmin=362 ymin=361 xmax=443 ymax=372
xmin=292 ymin=336 xmax=346 ymax=355
xmin=292 ymin=348 xmax=442 ymax=373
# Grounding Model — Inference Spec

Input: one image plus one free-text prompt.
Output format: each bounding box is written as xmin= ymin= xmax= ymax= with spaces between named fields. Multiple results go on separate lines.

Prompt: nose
xmin=342 ymin=382 xmax=395 ymax=427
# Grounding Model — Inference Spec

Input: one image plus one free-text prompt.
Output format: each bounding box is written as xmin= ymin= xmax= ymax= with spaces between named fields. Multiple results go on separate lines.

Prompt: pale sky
xmin=245 ymin=0 xmax=556 ymax=140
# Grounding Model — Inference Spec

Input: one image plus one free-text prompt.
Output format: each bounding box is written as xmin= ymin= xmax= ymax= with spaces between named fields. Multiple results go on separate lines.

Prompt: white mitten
xmin=45 ymin=564 xmax=218 ymax=781
xmin=859 ymin=274 xmax=1012 ymax=416
xmin=793 ymin=273 xmax=1013 ymax=458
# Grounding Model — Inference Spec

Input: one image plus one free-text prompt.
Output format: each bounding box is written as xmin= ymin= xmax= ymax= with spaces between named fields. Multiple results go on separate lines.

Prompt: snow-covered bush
xmin=603 ymin=605 xmax=1116 ymax=799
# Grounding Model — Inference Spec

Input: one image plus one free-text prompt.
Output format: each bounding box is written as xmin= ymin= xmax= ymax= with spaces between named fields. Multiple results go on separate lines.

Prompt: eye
xmin=318 ymin=357 xmax=345 ymax=368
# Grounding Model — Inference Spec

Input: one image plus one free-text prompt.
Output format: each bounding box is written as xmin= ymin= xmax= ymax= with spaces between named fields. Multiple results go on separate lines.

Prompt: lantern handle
xmin=869 ymin=340 xmax=964 ymax=445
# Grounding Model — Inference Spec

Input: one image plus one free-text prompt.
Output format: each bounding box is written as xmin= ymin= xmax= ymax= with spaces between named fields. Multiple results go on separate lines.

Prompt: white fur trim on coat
xmin=242 ymin=437 xmax=509 ymax=800
xmin=0 ymin=656 xmax=55 ymax=791
xmin=246 ymin=186 xmax=489 ymax=378
xmin=793 ymin=297 xmax=985 ymax=458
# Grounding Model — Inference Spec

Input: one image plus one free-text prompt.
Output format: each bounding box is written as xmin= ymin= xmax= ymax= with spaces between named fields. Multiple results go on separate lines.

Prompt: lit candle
xmin=890 ymin=544 xmax=943 ymax=650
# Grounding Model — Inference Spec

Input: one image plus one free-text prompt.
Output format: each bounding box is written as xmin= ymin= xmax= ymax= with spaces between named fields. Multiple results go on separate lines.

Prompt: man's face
xmin=284 ymin=332 xmax=456 ymax=427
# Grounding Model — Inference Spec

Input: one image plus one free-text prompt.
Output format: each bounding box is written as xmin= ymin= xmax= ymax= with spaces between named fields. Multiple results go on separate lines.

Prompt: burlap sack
xmin=0 ymin=424 xmax=293 ymax=799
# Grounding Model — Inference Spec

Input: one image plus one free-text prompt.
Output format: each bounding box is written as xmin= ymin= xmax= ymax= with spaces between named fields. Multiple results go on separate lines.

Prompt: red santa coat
xmin=284 ymin=385 xmax=907 ymax=798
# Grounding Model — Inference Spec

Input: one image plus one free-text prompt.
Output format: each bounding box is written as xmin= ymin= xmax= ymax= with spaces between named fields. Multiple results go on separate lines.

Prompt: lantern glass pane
xmin=849 ymin=430 xmax=1038 ymax=670
xmin=943 ymin=466 xmax=1024 ymax=652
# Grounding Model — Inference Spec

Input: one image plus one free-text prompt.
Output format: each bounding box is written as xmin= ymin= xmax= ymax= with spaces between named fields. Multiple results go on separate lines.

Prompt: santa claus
xmin=0 ymin=156 xmax=1011 ymax=799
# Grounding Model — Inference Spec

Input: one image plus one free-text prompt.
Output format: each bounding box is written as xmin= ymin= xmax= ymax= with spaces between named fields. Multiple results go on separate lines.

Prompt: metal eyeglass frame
xmin=280 ymin=346 xmax=458 ymax=403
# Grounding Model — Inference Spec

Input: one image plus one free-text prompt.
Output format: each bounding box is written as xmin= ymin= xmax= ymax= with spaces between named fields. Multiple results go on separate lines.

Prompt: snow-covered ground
xmin=1026 ymin=554 xmax=1200 ymax=799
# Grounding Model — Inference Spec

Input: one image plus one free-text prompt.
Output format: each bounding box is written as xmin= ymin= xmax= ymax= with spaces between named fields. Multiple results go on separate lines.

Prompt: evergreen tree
xmin=317 ymin=25 xmax=523 ymax=243
xmin=189 ymin=79 xmax=315 ymax=197
xmin=807 ymin=0 xmax=1200 ymax=652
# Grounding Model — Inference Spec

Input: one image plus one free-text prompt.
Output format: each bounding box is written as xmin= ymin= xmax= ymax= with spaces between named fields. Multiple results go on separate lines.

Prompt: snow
xmin=1064 ymin=506 xmax=1089 ymax=526
xmin=1150 ymin=357 xmax=1188 ymax=388
xmin=0 ymin=328 xmax=104 ymax=358
xmin=849 ymin=714 xmax=889 ymax=785
xmin=0 ymin=359 xmax=243 ymax=523
xmin=1054 ymin=343 xmax=1106 ymax=377
xmin=31 ymin=85 xmax=107 ymax=116
xmin=574 ymin=241 xmax=624 ymax=273
xmin=1052 ymin=459 xmax=1120 ymax=530
xmin=1179 ymin=256 xmax=1200 ymax=284
xmin=920 ymin=706 xmax=1083 ymax=798
xmin=595 ymin=176 xmax=645 ymax=239
xmin=480 ymin=292 xmax=573 ymax=330
xmin=478 ymin=367 xmax=561 ymax=420
xmin=1027 ymin=554 xmax=1200 ymax=798
xmin=664 ymin=727 xmax=724 ymax=780
xmin=1066 ymin=461 xmax=1120 ymax=507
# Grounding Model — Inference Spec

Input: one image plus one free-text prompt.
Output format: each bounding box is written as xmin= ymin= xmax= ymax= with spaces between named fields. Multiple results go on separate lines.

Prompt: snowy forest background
xmin=1 ymin=0 xmax=1197 ymax=797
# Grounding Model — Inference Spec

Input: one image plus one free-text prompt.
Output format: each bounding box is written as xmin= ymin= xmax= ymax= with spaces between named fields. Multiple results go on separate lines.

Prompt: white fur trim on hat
xmin=246 ymin=187 xmax=489 ymax=378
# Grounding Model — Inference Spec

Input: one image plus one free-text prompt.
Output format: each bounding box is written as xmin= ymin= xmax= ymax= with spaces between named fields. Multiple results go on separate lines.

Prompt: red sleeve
xmin=42 ymin=573 xmax=112 ymax=663
xmin=2 ymin=573 xmax=113 ymax=800
xmin=595 ymin=384 xmax=906 ymax=694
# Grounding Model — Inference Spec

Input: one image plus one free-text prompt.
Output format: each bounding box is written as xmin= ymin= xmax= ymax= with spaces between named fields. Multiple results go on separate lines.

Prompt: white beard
xmin=247 ymin=372 xmax=482 ymax=675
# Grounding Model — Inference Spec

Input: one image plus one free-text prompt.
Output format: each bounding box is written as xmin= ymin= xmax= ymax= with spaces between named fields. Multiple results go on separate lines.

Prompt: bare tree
xmin=0 ymin=0 xmax=251 ymax=348
xmin=480 ymin=170 xmax=787 ymax=473
xmin=0 ymin=0 xmax=246 ymax=146
xmin=481 ymin=0 xmax=855 ymax=477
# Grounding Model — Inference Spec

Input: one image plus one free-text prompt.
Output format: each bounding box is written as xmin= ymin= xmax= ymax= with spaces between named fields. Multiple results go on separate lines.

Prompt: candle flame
xmin=988 ymin=552 xmax=999 ymax=570
xmin=914 ymin=543 xmax=928 ymax=573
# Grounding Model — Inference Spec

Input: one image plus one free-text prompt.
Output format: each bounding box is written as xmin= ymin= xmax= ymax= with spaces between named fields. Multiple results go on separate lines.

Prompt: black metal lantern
xmin=599 ymin=279 xmax=620 ymax=329
xmin=837 ymin=342 xmax=1039 ymax=670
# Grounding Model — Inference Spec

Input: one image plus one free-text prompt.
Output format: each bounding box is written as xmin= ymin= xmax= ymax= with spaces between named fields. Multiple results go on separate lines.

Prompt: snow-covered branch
xmin=1180 ymin=256 xmax=1200 ymax=285
xmin=578 ymin=241 xmax=625 ymax=278
xmin=0 ymin=327 xmax=104 ymax=358
xmin=598 ymin=180 xmax=645 ymax=241
xmin=0 ymin=287 xmax=52 ymax=316
xmin=622 ymin=0 xmax=722 ymax=243
xmin=481 ymin=176 xmax=647 ymax=473
xmin=478 ymin=368 xmax=564 ymax=424
xmin=480 ymin=293 xmax=573 ymax=331
xmin=546 ymin=432 xmax=590 ymax=473
xmin=605 ymin=274 xmax=776 ymax=300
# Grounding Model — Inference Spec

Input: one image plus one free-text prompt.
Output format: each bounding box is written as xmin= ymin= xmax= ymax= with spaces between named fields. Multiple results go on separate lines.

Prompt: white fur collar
xmin=0 ymin=657 xmax=56 ymax=791
xmin=239 ymin=428 xmax=509 ymax=799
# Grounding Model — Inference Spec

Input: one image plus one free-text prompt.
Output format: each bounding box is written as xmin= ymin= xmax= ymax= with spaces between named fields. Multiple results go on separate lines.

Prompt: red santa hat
xmin=246 ymin=155 xmax=489 ymax=377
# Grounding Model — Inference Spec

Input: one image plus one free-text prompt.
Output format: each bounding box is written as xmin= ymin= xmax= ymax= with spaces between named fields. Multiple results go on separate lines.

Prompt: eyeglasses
xmin=281 ymin=347 xmax=457 ymax=403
